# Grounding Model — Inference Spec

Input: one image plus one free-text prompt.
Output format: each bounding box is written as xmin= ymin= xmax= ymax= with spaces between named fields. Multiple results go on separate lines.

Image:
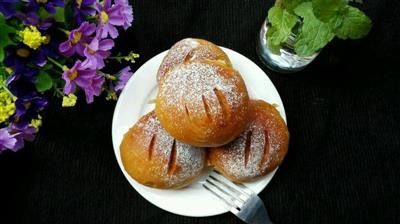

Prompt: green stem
xmin=58 ymin=28 xmax=70 ymax=35
xmin=2 ymin=84 xmax=15 ymax=98
xmin=108 ymin=56 xmax=124 ymax=60
xmin=47 ymin=57 xmax=66 ymax=70
xmin=54 ymin=87 xmax=64 ymax=97
xmin=51 ymin=69 xmax=63 ymax=75
xmin=97 ymin=70 xmax=117 ymax=80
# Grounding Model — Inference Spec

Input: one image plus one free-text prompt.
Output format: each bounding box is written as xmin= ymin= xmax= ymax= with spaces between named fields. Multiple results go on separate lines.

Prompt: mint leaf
xmin=312 ymin=0 xmax=346 ymax=22
xmin=328 ymin=13 xmax=344 ymax=30
xmin=334 ymin=6 xmax=372 ymax=39
xmin=35 ymin=71 xmax=53 ymax=92
xmin=268 ymin=6 xmax=298 ymax=45
xmin=0 ymin=15 xmax=16 ymax=62
xmin=294 ymin=2 xmax=314 ymax=19
xmin=294 ymin=2 xmax=334 ymax=56
xmin=283 ymin=0 xmax=309 ymax=13
xmin=266 ymin=27 xmax=282 ymax=55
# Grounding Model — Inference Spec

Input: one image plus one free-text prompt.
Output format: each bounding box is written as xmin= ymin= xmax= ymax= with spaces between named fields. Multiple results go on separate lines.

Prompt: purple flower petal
xmin=98 ymin=39 xmax=114 ymax=51
xmin=0 ymin=128 xmax=17 ymax=150
xmin=114 ymin=66 xmax=133 ymax=92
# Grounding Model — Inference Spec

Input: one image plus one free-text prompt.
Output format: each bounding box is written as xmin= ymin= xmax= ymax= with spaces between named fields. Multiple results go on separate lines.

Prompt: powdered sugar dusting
xmin=217 ymin=117 xmax=283 ymax=180
xmin=159 ymin=62 xmax=246 ymax=133
xmin=139 ymin=112 xmax=205 ymax=186
xmin=157 ymin=38 xmax=200 ymax=82
xmin=157 ymin=38 xmax=230 ymax=82
xmin=219 ymin=124 xmax=266 ymax=180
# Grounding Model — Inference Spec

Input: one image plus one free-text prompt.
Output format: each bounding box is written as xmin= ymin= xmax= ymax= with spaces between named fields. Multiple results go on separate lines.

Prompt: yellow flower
xmin=0 ymin=90 xmax=16 ymax=123
xmin=124 ymin=52 xmax=140 ymax=63
xmin=62 ymin=93 xmax=77 ymax=107
xmin=30 ymin=115 xmax=42 ymax=129
xmin=19 ymin=26 xmax=46 ymax=50
xmin=4 ymin=67 xmax=13 ymax=74
xmin=106 ymin=91 xmax=118 ymax=101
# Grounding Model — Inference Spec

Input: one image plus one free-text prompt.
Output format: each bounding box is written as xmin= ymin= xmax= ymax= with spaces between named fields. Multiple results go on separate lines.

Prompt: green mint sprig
xmin=266 ymin=0 xmax=372 ymax=57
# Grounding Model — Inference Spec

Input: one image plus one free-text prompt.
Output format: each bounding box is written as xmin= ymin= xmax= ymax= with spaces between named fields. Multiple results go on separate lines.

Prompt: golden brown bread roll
xmin=208 ymin=100 xmax=289 ymax=183
xmin=120 ymin=111 xmax=206 ymax=189
xmin=157 ymin=38 xmax=232 ymax=83
xmin=155 ymin=60 xmax=250 ymax=147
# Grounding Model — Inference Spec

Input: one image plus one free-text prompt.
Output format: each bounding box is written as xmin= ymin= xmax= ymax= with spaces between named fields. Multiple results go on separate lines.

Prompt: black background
xmin=2 ymin=0 xmax=400 ymax=223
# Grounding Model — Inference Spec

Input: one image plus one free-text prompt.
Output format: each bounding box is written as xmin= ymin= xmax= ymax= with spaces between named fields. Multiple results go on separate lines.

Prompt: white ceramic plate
xmin=112 ymin=47 xmax=286 ymax=217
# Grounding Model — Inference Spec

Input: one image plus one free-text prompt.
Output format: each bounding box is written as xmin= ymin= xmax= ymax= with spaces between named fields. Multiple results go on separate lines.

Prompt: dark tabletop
xmin=2 ymin=0 xmax=400 ymax=223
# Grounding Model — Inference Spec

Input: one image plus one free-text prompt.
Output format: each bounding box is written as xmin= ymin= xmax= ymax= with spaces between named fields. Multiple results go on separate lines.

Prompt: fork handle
xmin=240 ymin=198 xmax=274 ymax=224
xmin=249 ymin=204 xmax=274 ymax=224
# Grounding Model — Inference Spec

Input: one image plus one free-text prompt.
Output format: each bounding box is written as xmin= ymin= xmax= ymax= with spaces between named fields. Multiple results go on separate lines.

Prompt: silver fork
xmin=203 ymin=170 xmax=274 ymax=224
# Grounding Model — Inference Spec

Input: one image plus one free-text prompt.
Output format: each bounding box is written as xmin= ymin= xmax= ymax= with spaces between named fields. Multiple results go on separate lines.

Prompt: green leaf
xmin=294 ymin=2 xmax=335 ymax=56
xmin=0 ymin=15 xmax=17 ymax=62
xmin=266 ymin=27 xmax=282 ymax=55
xmin=328 ymin=13 xmax=344 ymax=30
xmin=64 ymin=0 xmax=76 ymax=29
xmin=42 ymin=63 xmax=54 ymax=70
xmin=35 ymin=71 xmax=53 ymax=92
xmin=268 ymin=6 xmax=298 ymax=46
xmin=312 ymin=0 xmax=346 ymax=22
xmin=334 ymin=6 xmax=372 ymax=39
xmin=283 ymin=0 xmax=309 ymax=13
xmin=38 ymin=7 xmax=51 ymax=19
xmin=54 ymin=8 xmax=65 ymax=23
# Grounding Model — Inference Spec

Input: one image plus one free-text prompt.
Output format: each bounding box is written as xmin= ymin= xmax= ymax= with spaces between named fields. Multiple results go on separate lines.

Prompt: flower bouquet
xmin=0 ymin=0 xmax=137 ymax=152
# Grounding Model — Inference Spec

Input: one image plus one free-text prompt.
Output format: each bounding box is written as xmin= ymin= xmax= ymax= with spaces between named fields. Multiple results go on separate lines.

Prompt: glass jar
xmin=256 ymin=18 xmax=319 ymax=73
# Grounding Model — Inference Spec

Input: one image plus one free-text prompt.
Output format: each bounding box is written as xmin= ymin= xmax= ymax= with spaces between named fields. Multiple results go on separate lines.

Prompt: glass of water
xmin=256 ymin=18 xmax=319 ymax=73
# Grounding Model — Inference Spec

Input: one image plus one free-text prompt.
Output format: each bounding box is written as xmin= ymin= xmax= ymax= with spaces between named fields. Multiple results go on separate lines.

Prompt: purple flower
xmin=62 ymin=60 xmax=104 ymax=103
xmin=9 ymin=125 xmax=36 ymax=150
xmin=17 ymin=11 xmax=54 ymax=30
xmin=28 ymin=0 xmax=64 ymax=14
xmin=12 ymin=94 xmax=48 ymax=129
xmin=4 ymin=44 xmax=47 ymax=72
xmin=81 ymin=35 xmax=114 ymax=70
xmin=0 ymin=0 xmax=18 ymax=19
xmin=73 ymin=0 xmax=96 ymax=25
xmin=0 ymin=126 xmax=37 ymax=152
xmin=95 ymin=0 xmax=124 ymax=39
xmin=63 ymin=60 xmax=96 ymax=93
xmin=114 ymin=66 xmax=133 ymax=92
xmin=85 ymin=75 xmax=104 ymax=103
xmin=0 ymin=128 xmax=17 ymax=152
xmin=59 ymin=22 xmax=96 ymax=57
xmin=6 ymin=69 xmax=37 ymax=98
xmin=115 ymin=0 xmax=133 ymax=30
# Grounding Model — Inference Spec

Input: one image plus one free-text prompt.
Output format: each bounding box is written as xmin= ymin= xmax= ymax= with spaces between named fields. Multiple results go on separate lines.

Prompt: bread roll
xmin=156 ymin=60 xmax=249 ymax=147
xmin=208 ymin=100 xmax=289 ymax=183
xmin=120 ymin=111 xmax=206 ymax=189
xmin=157 ymin=38 xmax=231 ymax=83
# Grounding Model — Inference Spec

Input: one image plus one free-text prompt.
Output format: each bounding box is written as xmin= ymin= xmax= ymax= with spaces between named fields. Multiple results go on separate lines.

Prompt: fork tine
xmin=204 ymin=170 xmax=274 ymax=224
xmin=213 ymin=170 xmax=254 ymax=196
xmin=210 ymin=172 xmax=252 ymax=198
xmin=208 ymin=175 xmax=249 ymax=203
xmin=203 ymin=181 xmax=240 ymax=214
xmin=205 ymin=178 xmax=245 ymax=207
